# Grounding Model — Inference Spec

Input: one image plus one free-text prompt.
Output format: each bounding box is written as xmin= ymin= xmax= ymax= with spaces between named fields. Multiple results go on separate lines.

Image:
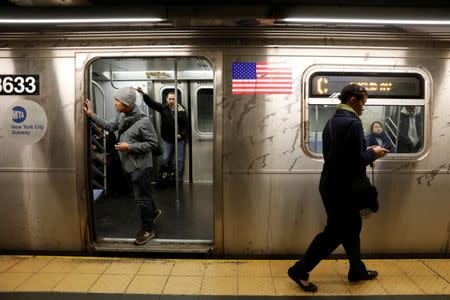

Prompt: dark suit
xmin=290 ymin=108 xmax=377 ymax=280
xmin=397 ymin=112 xmax=423 ymax=153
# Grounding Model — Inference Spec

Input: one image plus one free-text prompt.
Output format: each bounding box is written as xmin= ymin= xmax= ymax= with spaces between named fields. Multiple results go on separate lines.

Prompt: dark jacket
xmin=320 ymin=109 xmax=377 ymax=209
xmin=366 ymin=132 xmax=393 ymax=152
xmin=142 ymin=93 xmax=188 ymax=143
xmin=397 ymin=111 xmax=423 ymax=153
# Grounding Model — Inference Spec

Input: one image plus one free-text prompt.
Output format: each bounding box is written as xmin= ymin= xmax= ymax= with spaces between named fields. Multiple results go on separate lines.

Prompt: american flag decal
xmin=232 ymin=62 xmax=292 ymax=94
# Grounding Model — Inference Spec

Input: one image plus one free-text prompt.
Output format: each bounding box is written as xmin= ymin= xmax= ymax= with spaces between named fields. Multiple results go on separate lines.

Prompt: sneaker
xmin=153 ymin=209 xmax=162 ymax=224
xmin=134 ymin=230 xmax=155 ymax=245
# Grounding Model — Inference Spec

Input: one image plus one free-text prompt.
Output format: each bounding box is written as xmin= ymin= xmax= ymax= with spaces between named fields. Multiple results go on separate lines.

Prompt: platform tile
xmin=125 ymin=275 xmax=168 ymax=294
xmin=423 ymin=259 xmax=450 ymax=281
xmin=238 ymin=276 xmax=275 ymax=295
xmin=6 ymin=257 xmax=52 ymax=273
xmin=171 ymin=262 xmax=206 ymax=276
xmin=201 ymin=276 xmax=237 ymax=295
xmin=15 ymin=273 xmax=66 ymax=292
xmin=378 ymin=275 xmax=424 ymax=295
xmin=137 ymin=261 xmax=174 ymax=276
xmin=409 ymin=275 xmax=450 ymax=294
xmin=163 ymin=276 xmax=202 ymax=295
xmin=71 ymin=259 xmax=112 ymax=274
xmin=0 ymin=273 xmax=33 ymax=291
xmin=52 ymin=273 xmax=100 ymax=292
xmin=39 ymin=258 xmax=81 ymax=273
xmin=204 ymin=262 xmax=237 ymax=277
xmin=89 ymin=274 xmax=134 ymax=293
xmin=0 ymin=257 xmax=23 ymax=272
xmin=104 ymin=259 xmax=143 ymax=275
xmin=237 ymin=261 xmax=271 ymax=277
xmin=395 ymin=260 xmax=436 ymax=276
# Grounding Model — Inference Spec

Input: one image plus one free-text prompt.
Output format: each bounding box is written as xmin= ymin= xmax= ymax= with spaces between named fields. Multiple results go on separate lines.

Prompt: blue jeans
xmin=161 ymin=139 xmax=185 ymax=181
xmin=130 ymin=167 xmax=157 ymax=231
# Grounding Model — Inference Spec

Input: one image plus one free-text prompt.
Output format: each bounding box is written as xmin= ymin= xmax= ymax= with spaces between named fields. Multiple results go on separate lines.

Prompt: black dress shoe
xmin=348 ymin=270 xmax=378 ymax=282
xmin=287 ymin=267 xmax=318 ymax=292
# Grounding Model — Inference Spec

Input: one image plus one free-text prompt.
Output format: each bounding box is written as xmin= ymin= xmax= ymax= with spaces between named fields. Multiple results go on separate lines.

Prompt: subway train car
xmin=0 ymin=23 xmax=449 ymax=256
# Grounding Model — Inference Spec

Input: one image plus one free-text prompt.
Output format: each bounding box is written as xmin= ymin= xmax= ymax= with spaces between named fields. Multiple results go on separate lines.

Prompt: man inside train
xmin=396 ymin=105 xmax=423 ymax=153
xmin=137 ymin=87 xmax=188 ymax=184
xmin=84 ymin=87 xmax=162 ymax=245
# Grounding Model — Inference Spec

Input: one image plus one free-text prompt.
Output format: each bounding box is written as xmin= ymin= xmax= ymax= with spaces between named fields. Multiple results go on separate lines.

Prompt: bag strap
xmin=118 ymin=112 xmax=145 ymax=141
xmin=371 ymin=164 xmax=375 ymax=186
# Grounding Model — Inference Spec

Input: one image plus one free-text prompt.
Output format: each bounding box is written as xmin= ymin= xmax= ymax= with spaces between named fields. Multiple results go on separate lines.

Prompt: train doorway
xmin=85 ymin=57 xmax=214 ymax=252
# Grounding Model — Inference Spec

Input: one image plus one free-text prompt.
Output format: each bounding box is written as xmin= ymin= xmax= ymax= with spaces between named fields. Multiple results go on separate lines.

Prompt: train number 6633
xmin=0 ymin=75 xmax=39 ymax=95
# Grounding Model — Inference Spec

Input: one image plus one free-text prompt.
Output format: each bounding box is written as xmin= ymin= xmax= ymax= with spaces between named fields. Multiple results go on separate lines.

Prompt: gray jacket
xmin=92 ymin=106 xmax=158 ymax=173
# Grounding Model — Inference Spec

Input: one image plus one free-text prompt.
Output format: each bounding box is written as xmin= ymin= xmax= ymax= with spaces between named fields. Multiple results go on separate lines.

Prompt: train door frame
xmin=190 ymin=82 xmax=214 ymax=183
xmin=74 ymin=51 xmax=223 ymax=254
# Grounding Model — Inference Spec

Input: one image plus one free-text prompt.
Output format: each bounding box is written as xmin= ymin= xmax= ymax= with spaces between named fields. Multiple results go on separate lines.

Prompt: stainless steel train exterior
xmin=0 ymin=27 xmax=449 ymax=255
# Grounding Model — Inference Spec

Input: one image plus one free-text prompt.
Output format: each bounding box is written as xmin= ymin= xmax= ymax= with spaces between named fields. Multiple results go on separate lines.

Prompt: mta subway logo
xmin=12 ymin=106 xmax=27 ymax=123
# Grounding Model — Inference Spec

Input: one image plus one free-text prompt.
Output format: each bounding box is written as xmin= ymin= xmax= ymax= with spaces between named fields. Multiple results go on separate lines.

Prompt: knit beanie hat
xmin=114 ymin=87 xmax=136 ymax=107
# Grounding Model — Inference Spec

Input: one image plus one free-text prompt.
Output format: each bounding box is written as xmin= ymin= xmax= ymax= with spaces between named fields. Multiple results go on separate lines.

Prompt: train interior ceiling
xmin=88 ymin=57 xmax=214 ymax=250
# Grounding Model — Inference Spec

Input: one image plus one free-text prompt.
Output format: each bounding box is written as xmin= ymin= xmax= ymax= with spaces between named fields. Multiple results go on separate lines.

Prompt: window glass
xmin=197 ymin=88 xmax=213 ymax=133
xmin=308 ymin=105 xmax=335 ymax=153
xmin=306 ymin=70 xmax=426 ymax=155
xmin=371 ymin=105 xmax=424 ymax=153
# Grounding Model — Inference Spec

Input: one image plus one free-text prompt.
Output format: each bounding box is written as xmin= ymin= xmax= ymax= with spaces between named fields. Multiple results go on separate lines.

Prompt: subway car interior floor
xmin=0 ymin=256 xmax=448 ymax=299
xmin=94 ymin=182 xmax=214 ymax=243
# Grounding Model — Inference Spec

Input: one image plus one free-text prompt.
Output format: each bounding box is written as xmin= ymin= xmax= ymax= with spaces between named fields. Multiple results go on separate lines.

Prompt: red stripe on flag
xmin=232 ymin=91 xmax=293 ymax=94
xmin=233 ymin=62 xmax=292 ymax=94
xmin=233 ymin=80 xmax=292 ymax=83
xmin=233 ymin=86 xmax=292 ymax=89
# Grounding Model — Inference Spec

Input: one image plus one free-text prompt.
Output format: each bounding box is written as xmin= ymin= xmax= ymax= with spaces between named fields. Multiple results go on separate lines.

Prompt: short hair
xmin=338 ymin=83 xmax=368 ymax=103
xmin=166 ymin=92 xmax=175 ymax=98
xmin=370 ymin=121 xmax=382 ymax=132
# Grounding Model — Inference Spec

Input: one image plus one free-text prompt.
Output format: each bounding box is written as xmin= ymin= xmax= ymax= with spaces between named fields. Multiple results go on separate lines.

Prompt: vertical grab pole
xmin=174 ymin=59 xmax=179 ymax=201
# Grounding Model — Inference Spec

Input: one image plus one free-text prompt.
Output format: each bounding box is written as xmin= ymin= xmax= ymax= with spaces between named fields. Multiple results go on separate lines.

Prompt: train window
xmin=196 ymin=88 xmax=213 ymax=134
xmin=310 ymin=72 xmax=424 ymax=99
xmin=90 ymin=82 xmax=105 ymax=118
xmin=305 ymin=68 xmax=428 ymax=156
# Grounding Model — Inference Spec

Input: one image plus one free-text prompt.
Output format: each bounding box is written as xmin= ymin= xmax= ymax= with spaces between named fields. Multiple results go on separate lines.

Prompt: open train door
xmin=77 ymin=54 xmax=222 ymax=254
